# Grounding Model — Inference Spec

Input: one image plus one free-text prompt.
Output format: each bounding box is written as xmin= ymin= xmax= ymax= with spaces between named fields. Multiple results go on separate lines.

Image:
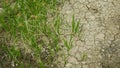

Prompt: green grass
xmin=0 ymin=0 xmax=81 ymax=68
xmin=72 ymin=15 xmax=80 ymax=35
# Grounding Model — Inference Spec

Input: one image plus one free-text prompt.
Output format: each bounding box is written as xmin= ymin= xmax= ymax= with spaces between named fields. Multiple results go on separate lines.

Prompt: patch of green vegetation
xmin=81 ymin=52 xmax=87 ymax=61
xmin=0 ymin=0 xmax=81 ymax=68
xmin=72 ymin=15 xmax=80 ymax=35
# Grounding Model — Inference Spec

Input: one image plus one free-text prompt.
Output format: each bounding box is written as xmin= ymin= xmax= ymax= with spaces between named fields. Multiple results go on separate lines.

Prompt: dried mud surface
xmin=59 ymin=0 xmax=120 ymax=68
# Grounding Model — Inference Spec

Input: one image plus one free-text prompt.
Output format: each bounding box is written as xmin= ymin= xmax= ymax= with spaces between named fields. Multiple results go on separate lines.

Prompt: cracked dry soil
xmin=59 ymin=0 xmax=120 ymax=68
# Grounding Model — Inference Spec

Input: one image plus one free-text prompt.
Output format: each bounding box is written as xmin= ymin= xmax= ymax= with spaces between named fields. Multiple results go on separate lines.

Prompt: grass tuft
xmin=0 ymin=0 xmax=81 ymax=68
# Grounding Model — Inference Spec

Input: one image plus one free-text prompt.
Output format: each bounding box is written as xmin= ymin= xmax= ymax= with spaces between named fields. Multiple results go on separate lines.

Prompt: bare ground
xmin=59 ymin=0 xmax=120 ymax=68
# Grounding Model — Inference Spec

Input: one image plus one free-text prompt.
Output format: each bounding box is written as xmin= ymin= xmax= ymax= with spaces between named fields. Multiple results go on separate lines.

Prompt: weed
xmin=81 ymin=52 xmax=87 ymax=61
xmin=71 ymin=15 xmax=80 ymax=35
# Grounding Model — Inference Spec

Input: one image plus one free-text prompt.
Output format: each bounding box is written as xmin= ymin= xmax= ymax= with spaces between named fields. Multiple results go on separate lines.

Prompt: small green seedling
xmin=71 ymin=15 xmax=80 ymax=35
